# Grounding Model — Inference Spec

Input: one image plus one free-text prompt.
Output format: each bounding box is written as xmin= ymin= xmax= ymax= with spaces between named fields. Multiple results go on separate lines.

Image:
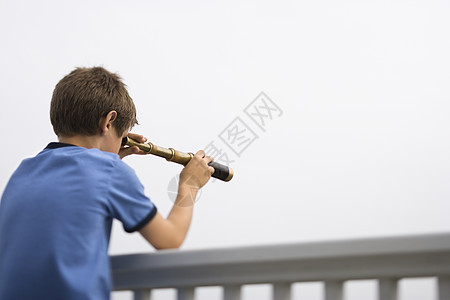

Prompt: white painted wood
xmin=223 ymin=285 xmax=241 ymax=300
xmin=177 ymin=287 xmax=195 ymax=300
xmin=111 ymin=233 xmax=450 ymax=293
xmin=378 ymin=279 xmax=397 ymax=300
xmin=325 ymin=281 xmax=343 ymax=300
xmin=272 ymin=282 xmax=291 ymax=300
xmin=438 ymin=276 xmax=450 ymax=300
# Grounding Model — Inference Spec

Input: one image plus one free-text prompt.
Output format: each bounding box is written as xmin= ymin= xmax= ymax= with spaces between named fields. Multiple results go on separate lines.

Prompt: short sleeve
xmin=107 ymin=160 xmax=157 ymax=233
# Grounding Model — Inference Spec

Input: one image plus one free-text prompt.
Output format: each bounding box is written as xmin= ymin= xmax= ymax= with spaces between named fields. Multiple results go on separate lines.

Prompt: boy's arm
xmin=138 ymin=150 xmax=214 ymax=249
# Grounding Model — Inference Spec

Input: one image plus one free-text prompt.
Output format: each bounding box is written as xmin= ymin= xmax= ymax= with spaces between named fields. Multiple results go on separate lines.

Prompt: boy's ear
xmin=99 ymin=111 xmax=117 ymax=135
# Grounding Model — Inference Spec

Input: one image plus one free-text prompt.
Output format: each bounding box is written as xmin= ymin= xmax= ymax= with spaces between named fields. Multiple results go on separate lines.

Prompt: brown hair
xmin=50 ymin=67 xmax=137 ymax=137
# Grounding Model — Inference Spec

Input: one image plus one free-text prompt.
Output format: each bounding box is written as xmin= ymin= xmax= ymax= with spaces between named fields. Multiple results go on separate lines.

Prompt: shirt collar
xmin=45 ymin=142 xmax=78 ymax=149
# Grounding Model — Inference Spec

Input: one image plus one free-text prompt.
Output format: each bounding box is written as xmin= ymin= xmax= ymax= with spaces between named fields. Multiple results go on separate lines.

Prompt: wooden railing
xmin=111 ymin=233 xmax=450 ymax=300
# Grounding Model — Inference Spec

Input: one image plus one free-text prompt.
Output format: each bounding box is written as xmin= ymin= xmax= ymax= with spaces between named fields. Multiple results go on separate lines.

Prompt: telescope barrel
xmin=122 ymin=137 xmax=234 ymax=182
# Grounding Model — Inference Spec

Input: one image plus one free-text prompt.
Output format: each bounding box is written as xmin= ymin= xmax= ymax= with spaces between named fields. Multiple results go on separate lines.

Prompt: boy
xmin=0 ymin=67 xmax=214 ymax=299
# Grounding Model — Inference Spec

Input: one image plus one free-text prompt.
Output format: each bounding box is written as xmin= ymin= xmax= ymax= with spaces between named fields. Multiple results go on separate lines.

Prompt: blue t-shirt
xmin=0 ymin=143 xmax=157 ymax=300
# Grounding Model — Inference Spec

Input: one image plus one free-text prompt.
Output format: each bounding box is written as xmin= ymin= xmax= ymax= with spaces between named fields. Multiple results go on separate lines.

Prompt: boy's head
xmin=50 ymin=67 xmax=137 ymax=138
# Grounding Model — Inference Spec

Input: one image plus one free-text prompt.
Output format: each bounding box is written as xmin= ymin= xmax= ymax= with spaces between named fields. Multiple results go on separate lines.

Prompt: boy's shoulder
xmin=6 ymin=143 xmax=142 ymax=199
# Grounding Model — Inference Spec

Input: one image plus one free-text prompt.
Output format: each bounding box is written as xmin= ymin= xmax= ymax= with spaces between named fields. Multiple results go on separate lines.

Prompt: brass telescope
xmin=122 ymin=137 xmax=234 ymax=182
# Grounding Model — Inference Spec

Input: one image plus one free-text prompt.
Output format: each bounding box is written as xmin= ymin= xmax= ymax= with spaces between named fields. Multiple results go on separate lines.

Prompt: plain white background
xmin=1 ymin=0 xmax=449 ymax=299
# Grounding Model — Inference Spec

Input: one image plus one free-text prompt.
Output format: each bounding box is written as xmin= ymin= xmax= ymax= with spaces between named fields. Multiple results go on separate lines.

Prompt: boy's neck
xmin=58 ymin=135 xmax=101 ymax=150
xmin=58 ymin=130 xmax=123 ymax=155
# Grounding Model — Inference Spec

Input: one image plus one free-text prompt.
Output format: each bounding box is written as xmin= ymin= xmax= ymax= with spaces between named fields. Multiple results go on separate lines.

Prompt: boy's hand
xmin=179 ymin=150 xmax=215 ymax=190
xmin=119 ymin=133 xmax=148 ymax=159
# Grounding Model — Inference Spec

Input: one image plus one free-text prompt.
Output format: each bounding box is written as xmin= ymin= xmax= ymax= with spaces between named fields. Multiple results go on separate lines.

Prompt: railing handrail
xmin=111 ymin=232 xmax=450 ymax=291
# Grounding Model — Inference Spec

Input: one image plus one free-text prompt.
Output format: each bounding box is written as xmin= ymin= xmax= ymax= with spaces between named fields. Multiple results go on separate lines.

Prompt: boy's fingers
xmin=119 ymin=146 xmax=140 ymax=159
xmin=208 ymin=166 xmax=215 ymax=175
xmin=204 ymin=156 xmax=215 ymax=175
xmin=190 ymin=151 xmax=214 ymax=174
xmin=127 ymin=132 xmax=147 ymax=143
xmin=194 ymin=150 xmax=205 ymax=158
xmin=129 ymin=146 xmax=147 ymax=155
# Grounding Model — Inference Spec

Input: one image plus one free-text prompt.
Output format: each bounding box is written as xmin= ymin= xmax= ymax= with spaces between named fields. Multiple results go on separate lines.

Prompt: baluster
xmin=177 ymin=287 xmax=195 ymax=300
xmin=378 ymin=278 xmax=398 ymax=300
xmin=133 ymin=289 xmax=151 ymax=300
xmin=223 ymin=285 xmax=241 ymax=300
xmin=273 ymin=282 xmax=291 ymax=300
xmin=439 ymin=276 xmax=450 ymax=300
xmin=325 ymin=281 xmax=343 ymax=300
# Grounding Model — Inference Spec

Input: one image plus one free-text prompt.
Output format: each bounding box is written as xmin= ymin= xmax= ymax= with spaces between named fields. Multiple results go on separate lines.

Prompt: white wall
xmin=1 ymin=0 xmax=449 ymax=299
